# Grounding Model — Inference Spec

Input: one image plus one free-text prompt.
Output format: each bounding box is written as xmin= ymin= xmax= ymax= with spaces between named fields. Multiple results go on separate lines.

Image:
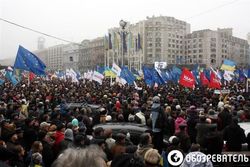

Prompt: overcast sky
xmin=0 ymin=0 xmax=249 ymax=59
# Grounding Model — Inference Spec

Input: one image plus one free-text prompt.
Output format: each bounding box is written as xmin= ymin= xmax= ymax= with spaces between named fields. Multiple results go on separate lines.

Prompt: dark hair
xmin=139 ymin=133 xmax=150 ymax=146
xmin=111 ymin=153 xmax=145 ymax=167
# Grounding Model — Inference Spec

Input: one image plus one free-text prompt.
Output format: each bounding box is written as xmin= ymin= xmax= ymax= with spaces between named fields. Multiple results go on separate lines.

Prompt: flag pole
xmin=246 ymin=79 xmax=249 ymax=92
xmin=110 ymin=75 xmax=112 ymax=86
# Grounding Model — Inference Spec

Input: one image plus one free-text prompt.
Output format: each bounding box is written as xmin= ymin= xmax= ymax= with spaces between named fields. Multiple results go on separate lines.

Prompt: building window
xmin=69 ymin=56 xmax=73 ymax=62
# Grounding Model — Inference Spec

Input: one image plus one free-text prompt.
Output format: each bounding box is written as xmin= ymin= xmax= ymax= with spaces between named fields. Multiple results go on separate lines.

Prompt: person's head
xmin=152 ymin=96 xmax=160 ymax=104
xmin=64 ymin=129 xmax=74 ymax=141
xmin=104 ymin=128 xmax=113 ymax=138
xmin=190 ymin=143 xmax=200 ymax=152
xmin=0 ymin=140 xmax=7 ymax=148
xmin=8 ymin=132 xmax=18 ymax=143
xmin=144 ymin=149 xmax=161 ymax=167
xmin=74 ymin=135 xmax=85 ymax=147
xmin=14 ymin=145 xmax=25 ymax=157
xmin=40 ymin=122 xmax=51 ymax=132
xmin=32 ymin=152 xmax=43 ymax=165
xmin=168 ymin=136 xmax=179 ymax=146
xmin=115 ymin=133 xmax=126 ymax=145
xmin=111 ymin=153 xmax=145 ymax=167
xmin=52 ymin=146 xmax=107 ymax=167
xmin=93 ymin=127 xmax=104 ymax=137
xmin=31 ymin=141 xmax=43 ymax=153
xmin=56 ymin=122 xmax=65 ymax=132
xmin=139 ymin=133 xmax=152 ymax=146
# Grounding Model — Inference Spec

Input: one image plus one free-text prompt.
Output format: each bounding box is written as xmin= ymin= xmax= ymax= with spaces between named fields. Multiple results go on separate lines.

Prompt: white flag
xmin=115 ymin=76 xmax=127 ymax=85
xmin=111 ymin=63 xmax=121 ymax=76
xmin=92 ymin=71 xmax=104 ymax=85
xmin=223 ymin=70 xmax=234 ymax=82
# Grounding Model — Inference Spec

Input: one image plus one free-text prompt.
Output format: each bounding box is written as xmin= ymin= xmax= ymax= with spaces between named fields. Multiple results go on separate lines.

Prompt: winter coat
xmin=175 ymin=117 xmax=187 ymax=134
xmin=136 ymin=144 xmax=153 ymax=159
xmin=223 ymin=123 xmax=246 ymax=151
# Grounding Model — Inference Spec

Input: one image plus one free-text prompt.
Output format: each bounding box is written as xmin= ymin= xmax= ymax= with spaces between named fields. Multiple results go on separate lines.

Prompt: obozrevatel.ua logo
xmin=167 ymin=150 xmax=184 ymax=166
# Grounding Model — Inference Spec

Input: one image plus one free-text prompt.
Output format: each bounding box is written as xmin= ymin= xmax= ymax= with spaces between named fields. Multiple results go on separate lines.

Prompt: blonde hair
xmin=144 ymin=148 xmax=161 ymax=166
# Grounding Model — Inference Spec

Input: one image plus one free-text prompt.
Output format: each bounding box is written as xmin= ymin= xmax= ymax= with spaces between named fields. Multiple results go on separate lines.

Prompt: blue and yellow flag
xmin=221 ymin=59 xmax=236 ymax=71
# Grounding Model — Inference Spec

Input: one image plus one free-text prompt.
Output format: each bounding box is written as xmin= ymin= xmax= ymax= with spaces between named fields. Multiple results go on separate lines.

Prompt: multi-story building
xmin=35 ymin=45 xmax=64 ymax=71
xmin=78 ymin=37 xmax=105 ymax=72
xmin=62 ymin=43 xmax=80 ymax=70
xmin=47 ymin=45 xmax=64 ymax=70
xmin=186 ymin=28 xmax=249 ymax=68
xmin=247 ymin=33 xmax=250 ymax=65
xmin=142 ymin=16 xmax=190 ymax=66
xmin=108 ymin=16 xmax=191 ymax=69
xmin=33 ymin=48 xmax=48 ymax=67
xmin=247 ymin=33 xmax=250 ymax=44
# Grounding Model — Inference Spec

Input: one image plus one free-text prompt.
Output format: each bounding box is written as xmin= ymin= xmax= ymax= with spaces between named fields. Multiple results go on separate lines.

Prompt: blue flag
xmin=171 ymin=66 xmax=182 ymax=83
xmin=131 ymin=67 xmax=139 ymax=76
xmin=120 ymin=67 xmax=136 ymax=85
xmin=192 ymin=64 xmax=200 ymax=85
xmin=97 ymin=66 xmax=105 ymax=74
xmin=159 ymin=70 xmax=169 ymax=82
xmin=142 ymin=66 xmax=154 ymax=86
xmin=0 ymin=78 xmax=4 ymax=85
xmin=5 ymin=70 xmax=19 ymax=86
xmin=204 ymin=69 xmax=211 ymax=81
xmin=14 ymin=45 xmax=46 ymax=75
xmin=152 ymin=68 xmax=165 ymax=85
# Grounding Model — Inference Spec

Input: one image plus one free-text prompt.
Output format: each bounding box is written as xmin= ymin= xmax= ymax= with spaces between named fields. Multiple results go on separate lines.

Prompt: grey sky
xmin=0 ymin=0 xmax=249 ymax=59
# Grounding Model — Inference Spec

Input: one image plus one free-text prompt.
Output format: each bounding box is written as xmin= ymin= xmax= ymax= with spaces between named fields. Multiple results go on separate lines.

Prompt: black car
xmin=93 ymin=122 xmax=151 ymax=145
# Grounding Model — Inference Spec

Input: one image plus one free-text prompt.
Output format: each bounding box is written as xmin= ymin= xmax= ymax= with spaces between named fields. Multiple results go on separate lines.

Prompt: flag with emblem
xmin=209 ymin=72 xmax=221 ymax=89
xmin=14 ymin=45 xmax=46 ymax=75
xmin=179 ymin=68 xmax=195 ymax=88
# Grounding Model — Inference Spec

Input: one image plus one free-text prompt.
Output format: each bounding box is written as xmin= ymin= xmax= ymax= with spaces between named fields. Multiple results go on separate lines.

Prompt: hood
xmin=137 ymin=144 xmax=153 ymax=156
xmin=152 ymin=103 xmax=160 ymax=110
xmin=64 ymin=129 xmax=74 ymax=141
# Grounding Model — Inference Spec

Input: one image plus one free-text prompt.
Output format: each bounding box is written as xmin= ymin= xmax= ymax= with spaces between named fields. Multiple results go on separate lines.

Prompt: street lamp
xmin=119 ymin=19 xmax=127 ymax=67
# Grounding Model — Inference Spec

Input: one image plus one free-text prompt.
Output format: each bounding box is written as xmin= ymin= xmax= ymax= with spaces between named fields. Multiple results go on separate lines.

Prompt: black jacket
xmin=223 ymin=123 xmax=246 ymax=151
xmin=42 ymin=140 xmax=55 ymax=167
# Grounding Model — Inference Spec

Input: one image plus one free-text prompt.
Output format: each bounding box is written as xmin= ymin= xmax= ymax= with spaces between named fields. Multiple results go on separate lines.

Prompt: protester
xmin=0 ymin=73 xmax=249 ymax=167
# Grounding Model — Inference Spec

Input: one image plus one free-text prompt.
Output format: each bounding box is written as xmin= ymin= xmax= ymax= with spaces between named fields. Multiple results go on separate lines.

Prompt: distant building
xmin=108 ymin=16 xmax=191 ymax=69
xmin=78 ymin=37 xmax=105 ymax=72
xmin=33 ymin=48 xmax=48 ymax=67
xmin=34 ymin=45 xmax=64 ymax=71
xmin=247 ymin=33 xmax=250 ymax=44
xmin=37 ymin=37 xmax=45 ymax=50
xmin=62 ymin=43 xmax=80 ymax=70
xmin=186 ymin=28 xmax=249 ymax=68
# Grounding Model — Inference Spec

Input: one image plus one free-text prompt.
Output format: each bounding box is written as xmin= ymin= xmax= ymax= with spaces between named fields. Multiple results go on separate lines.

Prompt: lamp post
xmin=119 ymin=20 xmax=127 ymax=67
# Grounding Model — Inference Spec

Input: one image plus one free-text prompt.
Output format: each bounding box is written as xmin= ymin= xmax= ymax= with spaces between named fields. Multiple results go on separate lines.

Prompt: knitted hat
xmin=64 ymin=128 xmax=74 ymax=141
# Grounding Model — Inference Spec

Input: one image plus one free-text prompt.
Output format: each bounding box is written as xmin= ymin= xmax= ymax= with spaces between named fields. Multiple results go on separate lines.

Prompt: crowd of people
xmin=0 ymin=77 xmax=250 ymax=167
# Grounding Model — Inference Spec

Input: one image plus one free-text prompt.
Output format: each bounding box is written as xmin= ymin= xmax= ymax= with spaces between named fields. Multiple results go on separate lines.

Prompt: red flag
xmin=200 ymin=72 xmax=209 ymax=86
xmin=29 ymin=72 xmax=35 ymax=81
xmin=209 ymin=72 xmax=221 ymax=89
xmin=179 ymin=68 xmax=195 ymax=88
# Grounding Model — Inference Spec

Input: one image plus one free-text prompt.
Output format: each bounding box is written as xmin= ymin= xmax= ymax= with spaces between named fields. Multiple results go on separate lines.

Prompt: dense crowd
xmin=0 ymin=77 xmax=250 ymax=167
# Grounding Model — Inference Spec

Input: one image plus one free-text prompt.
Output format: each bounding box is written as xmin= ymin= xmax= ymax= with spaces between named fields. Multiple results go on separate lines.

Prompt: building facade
xmin=186 ymin=28 xmax=249 ymax=68
xmin=107 ymin=16 xmax=191 ymax=70
xmin=78 ymin=37 xmax=105 ymax=72
xmin=62 ymin=43 xmax=80 ymax=70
